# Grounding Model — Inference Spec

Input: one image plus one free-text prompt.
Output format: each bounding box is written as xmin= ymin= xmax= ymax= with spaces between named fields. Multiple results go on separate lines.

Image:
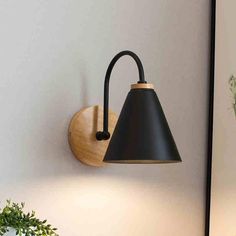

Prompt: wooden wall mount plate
xmin=68 ymin=105 xmax=118 ymax=167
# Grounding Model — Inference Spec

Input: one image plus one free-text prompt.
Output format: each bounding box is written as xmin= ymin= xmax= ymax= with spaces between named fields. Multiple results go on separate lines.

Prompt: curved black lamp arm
xmin=96 ymin=50 xmax=146 ymax=141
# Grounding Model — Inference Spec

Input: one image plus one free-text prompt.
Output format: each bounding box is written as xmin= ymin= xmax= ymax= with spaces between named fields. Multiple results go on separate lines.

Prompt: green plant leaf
xmin=0 ymin=200 xmax=58 ymax=236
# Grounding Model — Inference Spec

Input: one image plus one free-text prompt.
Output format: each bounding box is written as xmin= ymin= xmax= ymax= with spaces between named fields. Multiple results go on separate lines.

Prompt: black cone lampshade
xmin=104 ymin=87 xmax=181 ymax=163
xmin=95 ymin=50 xmax=181 ymax=164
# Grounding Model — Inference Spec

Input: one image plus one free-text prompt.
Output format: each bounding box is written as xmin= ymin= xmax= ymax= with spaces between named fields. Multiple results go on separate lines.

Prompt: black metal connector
xmin=96 ymin=131 xmax=110 ymax=141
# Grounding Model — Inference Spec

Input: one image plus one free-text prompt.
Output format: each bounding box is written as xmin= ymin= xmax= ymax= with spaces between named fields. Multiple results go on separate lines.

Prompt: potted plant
xmin=0 ymin=200 xmax=58 ymax=236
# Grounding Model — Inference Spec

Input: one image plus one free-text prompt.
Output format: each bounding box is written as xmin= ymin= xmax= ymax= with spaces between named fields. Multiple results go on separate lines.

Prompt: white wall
xmin=0 ymin=1 xmax=210 ymax=235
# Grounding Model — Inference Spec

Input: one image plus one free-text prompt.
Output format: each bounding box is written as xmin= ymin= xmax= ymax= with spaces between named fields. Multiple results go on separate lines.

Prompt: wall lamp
xmin=68 ymin=50 xmax=181 ymax=167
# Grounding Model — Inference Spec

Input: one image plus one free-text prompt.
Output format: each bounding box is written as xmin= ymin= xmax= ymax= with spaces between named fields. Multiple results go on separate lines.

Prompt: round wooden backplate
xmin=68 ymin=105 xmax=118 ymax=167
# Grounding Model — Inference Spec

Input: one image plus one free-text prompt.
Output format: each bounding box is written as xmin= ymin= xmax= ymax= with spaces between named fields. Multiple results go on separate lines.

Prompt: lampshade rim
xmin=103 ymin=159 xmax=182 ymax=164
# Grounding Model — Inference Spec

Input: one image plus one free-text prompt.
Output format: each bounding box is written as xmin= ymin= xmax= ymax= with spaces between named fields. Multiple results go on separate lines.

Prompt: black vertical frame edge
xmin=205 ymin=0 xmax=216 ymax=235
